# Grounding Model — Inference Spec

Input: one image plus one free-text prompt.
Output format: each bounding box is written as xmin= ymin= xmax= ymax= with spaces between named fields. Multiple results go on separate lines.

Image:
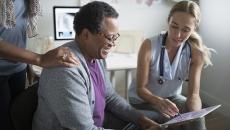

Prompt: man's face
xmin=88 ymin=17 xmax=119 ymax=59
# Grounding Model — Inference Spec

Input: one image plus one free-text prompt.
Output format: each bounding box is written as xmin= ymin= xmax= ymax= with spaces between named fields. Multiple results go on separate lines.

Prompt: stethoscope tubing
xmin=158 ymin=32 xmax=191 ymax=85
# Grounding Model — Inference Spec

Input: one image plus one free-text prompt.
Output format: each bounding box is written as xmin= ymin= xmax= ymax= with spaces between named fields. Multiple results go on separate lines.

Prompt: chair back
xmin=10 ymin=83 xmax=38 ymax=130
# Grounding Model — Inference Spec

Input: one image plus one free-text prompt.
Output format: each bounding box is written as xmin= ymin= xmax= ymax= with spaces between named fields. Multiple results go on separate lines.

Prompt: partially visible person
xmin=0 ymin=0 xmax=79 ymax=129
xmin=32 ymin=1 xmax=161 ymax=130
xmin=0 ymin=41 xmax=79 ymax=68
xmin=129 ymin=1 xmax=213 ymax=130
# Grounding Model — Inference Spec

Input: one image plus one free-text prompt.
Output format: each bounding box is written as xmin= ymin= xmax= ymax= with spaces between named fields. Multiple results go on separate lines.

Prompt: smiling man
xmin=32 ymin=1 xmax=160 ymax=130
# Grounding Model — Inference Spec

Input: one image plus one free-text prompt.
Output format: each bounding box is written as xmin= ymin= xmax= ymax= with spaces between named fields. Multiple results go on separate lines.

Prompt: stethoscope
xmin=157 ymin=32 xmax=191 ymax=85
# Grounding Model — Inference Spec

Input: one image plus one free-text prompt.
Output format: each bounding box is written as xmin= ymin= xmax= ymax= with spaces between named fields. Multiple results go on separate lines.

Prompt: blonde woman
xmin=129 ymin=1 xmax=213 ymax=130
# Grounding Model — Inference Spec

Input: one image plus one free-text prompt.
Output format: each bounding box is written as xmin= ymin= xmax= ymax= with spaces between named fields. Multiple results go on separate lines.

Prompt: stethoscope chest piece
xmin=158 ymin=76 xmax=165 ymax=85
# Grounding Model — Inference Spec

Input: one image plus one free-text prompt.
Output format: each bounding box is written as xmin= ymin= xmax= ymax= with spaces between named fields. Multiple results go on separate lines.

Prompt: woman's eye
xmin=182 ymin=28 xmax=190 ymax=33
xmin=171 ymin=25 xmax=178 ymax=29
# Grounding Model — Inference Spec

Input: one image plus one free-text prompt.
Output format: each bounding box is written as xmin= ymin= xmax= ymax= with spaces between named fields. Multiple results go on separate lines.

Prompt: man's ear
xmin=81 ymin=28 xmax=91 ymax=40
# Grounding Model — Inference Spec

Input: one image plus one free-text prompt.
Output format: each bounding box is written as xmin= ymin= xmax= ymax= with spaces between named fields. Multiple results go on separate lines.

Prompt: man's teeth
xmin=103 ymin=48 xmax=110 ymax=53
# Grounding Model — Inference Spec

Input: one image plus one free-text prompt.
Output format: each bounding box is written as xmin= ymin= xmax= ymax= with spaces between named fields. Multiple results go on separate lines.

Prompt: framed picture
xmin=53 ymin=6 xmax=80 ymax=40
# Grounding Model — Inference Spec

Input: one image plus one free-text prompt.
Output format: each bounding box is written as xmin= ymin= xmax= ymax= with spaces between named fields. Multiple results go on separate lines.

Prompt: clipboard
xmin=160 ymin=104 xmax=221 ymax=128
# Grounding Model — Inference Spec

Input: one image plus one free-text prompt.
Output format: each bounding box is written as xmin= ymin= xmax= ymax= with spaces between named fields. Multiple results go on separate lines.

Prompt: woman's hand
xmin=39 ymin=47 xmax=80 ymax=68
xmin=155 ymin=98 xmax=179 ymax=118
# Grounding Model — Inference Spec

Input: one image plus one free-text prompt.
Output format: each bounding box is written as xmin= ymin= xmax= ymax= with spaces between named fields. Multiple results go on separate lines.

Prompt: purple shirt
xmin=86 ymin=60 xmax=106 ymax=127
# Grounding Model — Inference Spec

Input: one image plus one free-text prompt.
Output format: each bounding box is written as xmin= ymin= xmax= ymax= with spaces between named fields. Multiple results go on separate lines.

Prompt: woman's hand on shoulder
xmin=38 ymin=47 xmax=80 ymax=68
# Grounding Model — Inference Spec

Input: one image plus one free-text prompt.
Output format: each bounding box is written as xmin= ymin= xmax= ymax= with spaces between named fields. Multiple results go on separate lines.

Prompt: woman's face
xmin=168 ymin=12 xmax=196 ymax=47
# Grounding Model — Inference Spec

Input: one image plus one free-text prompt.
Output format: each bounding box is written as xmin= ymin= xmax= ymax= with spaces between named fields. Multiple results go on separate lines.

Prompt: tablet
xmin=160 ymin=104 xmax=221 ymax=128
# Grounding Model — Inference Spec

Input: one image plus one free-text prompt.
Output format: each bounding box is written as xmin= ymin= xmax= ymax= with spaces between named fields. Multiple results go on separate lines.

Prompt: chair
xmin=26 ymin=64 xmax=40 ymax=86
xmin=10 ymin=82 xmax=38 ymax=130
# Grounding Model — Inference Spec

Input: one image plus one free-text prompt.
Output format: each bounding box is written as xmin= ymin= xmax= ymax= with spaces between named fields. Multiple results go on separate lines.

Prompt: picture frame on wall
xmin=53 ymin=6 xmax=80 ymax=40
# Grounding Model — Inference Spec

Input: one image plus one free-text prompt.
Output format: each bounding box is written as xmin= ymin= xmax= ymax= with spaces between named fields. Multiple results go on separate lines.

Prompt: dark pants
xmin=0 ymin=69 xmax=26 ymax=130
xmin=103 ymin=110 xmax=129 ymax=130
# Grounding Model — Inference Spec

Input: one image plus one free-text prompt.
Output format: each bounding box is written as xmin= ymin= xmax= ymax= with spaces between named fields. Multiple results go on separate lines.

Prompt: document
xmin=160 ymin=104 xmax=221 ymax=128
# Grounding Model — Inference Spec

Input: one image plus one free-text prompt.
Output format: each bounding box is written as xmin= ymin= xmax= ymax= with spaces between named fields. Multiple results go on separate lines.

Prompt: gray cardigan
xmin=32 ymin=41 xmax=142 ymax=130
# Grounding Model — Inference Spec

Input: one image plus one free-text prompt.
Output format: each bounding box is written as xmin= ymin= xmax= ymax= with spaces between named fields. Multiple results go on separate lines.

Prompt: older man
xmin=33 ymin=1 xmax=160 ymax=130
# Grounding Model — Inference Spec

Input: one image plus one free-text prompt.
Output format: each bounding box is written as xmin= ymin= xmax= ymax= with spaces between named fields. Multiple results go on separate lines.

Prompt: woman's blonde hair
xmin=168 ymin=1 xmax=214 ymax=67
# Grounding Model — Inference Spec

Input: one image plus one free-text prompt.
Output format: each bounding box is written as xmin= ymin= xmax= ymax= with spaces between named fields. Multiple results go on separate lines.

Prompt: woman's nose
xmin=175 ymin=31 xmax=181 ymax=38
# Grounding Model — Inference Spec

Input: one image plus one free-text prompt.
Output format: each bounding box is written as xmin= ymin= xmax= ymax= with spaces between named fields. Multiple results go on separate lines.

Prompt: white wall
xmin=110 ymin=0 xmax=172 ymax=38
xmin=28 ymin=0 xmax=173 ymax=47
xmin=38 ymin=0 xmax=79 ymax=37
xmin=199 ymin=0 xmax=230 ymax=118
xmin=27 ymin=0 xmax=79 ymax=52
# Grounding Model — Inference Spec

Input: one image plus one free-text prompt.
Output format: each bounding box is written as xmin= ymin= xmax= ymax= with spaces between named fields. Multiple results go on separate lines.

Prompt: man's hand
xmin=138 ymin=116 xmax=161 ymax=130
xmin=39 ymin=47 xmax=80 ymax=68
xmin=145 ymin=125 xmax=162 ymax=130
